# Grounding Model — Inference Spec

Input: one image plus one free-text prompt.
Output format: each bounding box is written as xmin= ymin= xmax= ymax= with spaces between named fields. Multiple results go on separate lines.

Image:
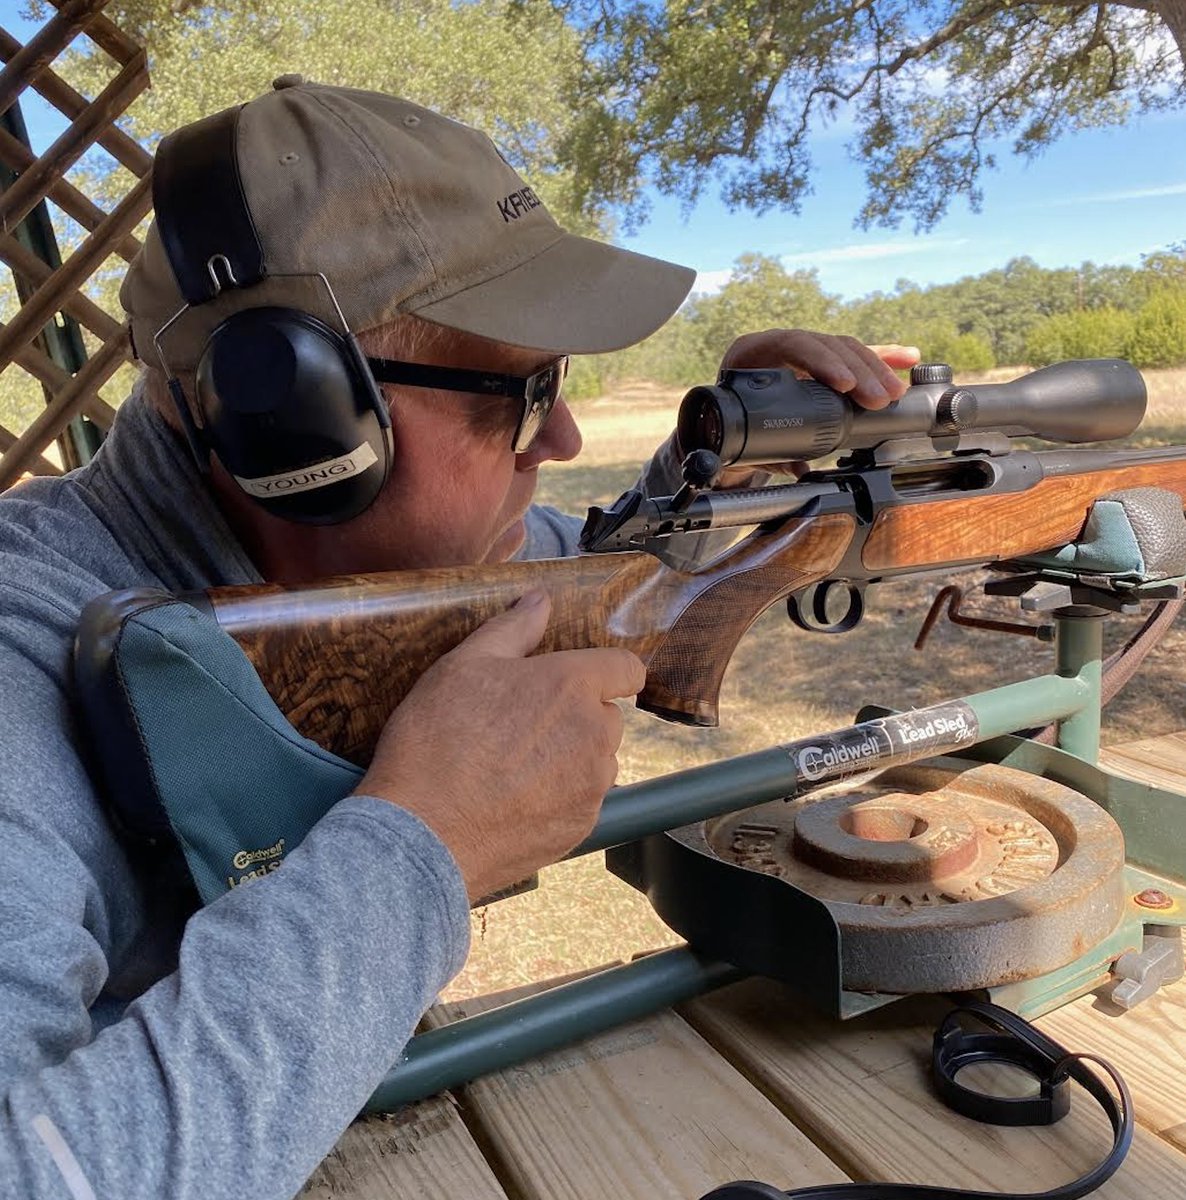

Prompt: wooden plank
xmin=0 ymin=0 xmax=109 ymax=117
xmin=425 ymin=979 xmax=850 ymax=1199
xmin=0 ymin=126 xmax=143 ymax=264
xmin=681 ymin=978 xmax=1186 ymax=1196
xmin=0 ymin=28 xmax=152 ymax=178
xmin=0 ymin=171 xmax=149 ymax=379
xmin=69 ymin=4 xmax=144 ymax=65
xmin=5 ymin=332 xmax=120 ymax=429
xmin=1101 ymin=732 xmax=1186 ymax=794
xmin=0 ymin=47 xmax=148 ymax=230
xmin=1037 ymin=974 xmax=1186 ymax=1153
xmin=302 ymin=1095 xmax=508 ymax=1200
xmin=0 ymin=230 xmax=126 ymax=344
xmin=0 ymin=331 xmax=126 ymax=489
xmin=0 ymin=423 xmax=59 ymax=476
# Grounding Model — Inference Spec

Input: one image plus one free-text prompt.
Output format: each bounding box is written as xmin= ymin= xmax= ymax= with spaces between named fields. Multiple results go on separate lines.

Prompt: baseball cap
xmin=121 ymin=76 xmax=696 ymax=373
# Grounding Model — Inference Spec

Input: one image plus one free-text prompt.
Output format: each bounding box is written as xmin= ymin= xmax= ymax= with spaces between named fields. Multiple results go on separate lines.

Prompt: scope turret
xmin=677 ymin=359 xmax=1148 ymax=468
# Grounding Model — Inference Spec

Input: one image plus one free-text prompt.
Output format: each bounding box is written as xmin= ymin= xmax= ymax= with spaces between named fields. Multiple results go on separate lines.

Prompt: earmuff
xmin=151 ymin=106 xmax=393 ymax=525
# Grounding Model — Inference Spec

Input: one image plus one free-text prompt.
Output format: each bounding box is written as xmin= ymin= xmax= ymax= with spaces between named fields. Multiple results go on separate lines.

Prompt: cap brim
xmin=409 ymin=234 xmax=696 ymax=354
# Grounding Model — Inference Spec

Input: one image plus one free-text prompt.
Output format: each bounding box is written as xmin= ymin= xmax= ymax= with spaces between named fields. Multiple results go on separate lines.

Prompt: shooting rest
xmin=74 ymin=496 xmax=1186 ymax=1113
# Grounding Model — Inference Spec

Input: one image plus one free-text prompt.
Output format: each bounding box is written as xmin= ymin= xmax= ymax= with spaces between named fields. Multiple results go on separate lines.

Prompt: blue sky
xmin=629 ymin=105 xmax=1186 ymax=300
xmin=4 ymin=2 xmax=1183 ymax=302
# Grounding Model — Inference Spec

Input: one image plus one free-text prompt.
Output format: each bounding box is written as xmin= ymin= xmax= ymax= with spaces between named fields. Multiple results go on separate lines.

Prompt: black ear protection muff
xmin=150 ymin=105 xmax=393 ymax=525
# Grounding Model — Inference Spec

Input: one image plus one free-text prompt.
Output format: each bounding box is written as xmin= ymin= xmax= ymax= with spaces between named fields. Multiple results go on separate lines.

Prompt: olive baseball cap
xmin=121 ymin=76 xmax=696 ymax=373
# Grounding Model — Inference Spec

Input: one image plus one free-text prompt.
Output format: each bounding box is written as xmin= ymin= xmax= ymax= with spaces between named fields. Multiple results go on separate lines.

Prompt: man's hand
xmin=355 ymin=590 xmax=644 ymax=902
xmin=713 ymin=330 xmax=921 ymax=485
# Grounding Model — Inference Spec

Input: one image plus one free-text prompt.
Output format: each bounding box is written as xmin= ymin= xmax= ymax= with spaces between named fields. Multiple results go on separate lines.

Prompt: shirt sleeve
xmin=0 ymin=604 xmax=470 ymax=1200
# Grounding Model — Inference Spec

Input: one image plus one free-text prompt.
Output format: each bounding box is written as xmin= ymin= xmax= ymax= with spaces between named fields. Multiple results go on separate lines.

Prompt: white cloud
xmin=690 ymin=268 xmax=734 ymax=295
xmin=690 ymin=238 xmax=971 ymax=295
xmin=1042 ymin=182 xmax=1186 ymax=206
xmin=782 ymin=238 xmax=969 ymax=265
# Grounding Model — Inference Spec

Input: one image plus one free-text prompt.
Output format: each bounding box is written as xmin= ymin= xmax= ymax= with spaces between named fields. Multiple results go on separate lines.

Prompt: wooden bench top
xmin=302 ymin=732 xmax=1186 ymax=1199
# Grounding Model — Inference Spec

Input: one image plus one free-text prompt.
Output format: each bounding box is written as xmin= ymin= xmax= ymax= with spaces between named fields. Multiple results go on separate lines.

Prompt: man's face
xmin=317 ymin=329 xmax=583 ymax=574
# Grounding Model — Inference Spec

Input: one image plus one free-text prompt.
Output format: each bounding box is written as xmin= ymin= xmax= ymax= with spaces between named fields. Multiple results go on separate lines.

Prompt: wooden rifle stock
xmin=198 ymin=513 xmax=857 ymax=764
xmin=194 ymin=451 xmax=1186 ymax=767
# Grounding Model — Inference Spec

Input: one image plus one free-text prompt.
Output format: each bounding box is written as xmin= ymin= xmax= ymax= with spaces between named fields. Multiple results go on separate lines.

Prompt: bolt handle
xmin=672 ymin=450 xmax=722 ymax=513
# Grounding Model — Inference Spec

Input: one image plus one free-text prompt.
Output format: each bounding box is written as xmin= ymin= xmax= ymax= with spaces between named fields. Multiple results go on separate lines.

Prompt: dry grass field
xmin=442 ymin=365 xmax=1186 ymax=1001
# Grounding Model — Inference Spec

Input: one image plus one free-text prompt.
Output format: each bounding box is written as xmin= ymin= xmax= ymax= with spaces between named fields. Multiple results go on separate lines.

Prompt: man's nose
xmin=519 ymin=398 xmax=582 ymax=467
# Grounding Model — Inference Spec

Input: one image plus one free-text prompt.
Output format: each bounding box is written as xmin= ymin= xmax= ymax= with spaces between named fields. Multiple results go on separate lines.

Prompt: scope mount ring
xmin=787 ymin=580 xmax=865 ymax=635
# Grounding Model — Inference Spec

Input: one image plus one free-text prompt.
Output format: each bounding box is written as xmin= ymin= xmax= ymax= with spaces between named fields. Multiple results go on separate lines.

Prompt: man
xmin=0 ymin=78 xmax=916 ymax=1198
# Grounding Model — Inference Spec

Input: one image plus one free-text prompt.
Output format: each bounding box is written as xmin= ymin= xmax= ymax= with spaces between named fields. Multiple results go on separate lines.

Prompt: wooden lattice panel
xmin=0 ymin=0 xmax=150 ymax=489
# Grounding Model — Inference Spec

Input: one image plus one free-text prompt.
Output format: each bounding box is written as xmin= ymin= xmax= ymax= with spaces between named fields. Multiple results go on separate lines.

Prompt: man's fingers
xmin=779 ymin=330 xmax=858 ymax=393
xmin=594 ymin=648 xmax=647 ymax=702
xmin=548 ymin=647 xmax=646 ymax=702
xmin=599 ymin=700 xmax=626 ymax=758
xmin=719 ymin=330 xmax=922 ymax=411
xmin=456 ymin=588 xmax=552 ymax=660
xmin=869 ymin=343 xmax=921 ymax=372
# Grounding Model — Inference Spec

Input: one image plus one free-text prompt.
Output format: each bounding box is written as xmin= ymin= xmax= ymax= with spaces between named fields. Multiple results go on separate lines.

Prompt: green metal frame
xmin=364 ymin=599 xmax=1184 ymax=1111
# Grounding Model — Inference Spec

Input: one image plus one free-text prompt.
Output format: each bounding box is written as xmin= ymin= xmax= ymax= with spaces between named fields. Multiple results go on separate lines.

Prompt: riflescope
xmin=676 ymin=359 xmax=1148 ymax=468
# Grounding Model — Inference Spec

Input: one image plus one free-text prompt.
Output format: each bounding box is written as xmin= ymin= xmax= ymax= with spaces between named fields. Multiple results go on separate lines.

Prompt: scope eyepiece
xmin=677 ymin=372 xmax=850 ymax=466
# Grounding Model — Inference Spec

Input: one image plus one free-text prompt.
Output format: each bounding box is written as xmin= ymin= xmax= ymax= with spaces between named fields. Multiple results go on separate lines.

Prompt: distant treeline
xmin=567 ymin=248 xmax=1186 ymax=399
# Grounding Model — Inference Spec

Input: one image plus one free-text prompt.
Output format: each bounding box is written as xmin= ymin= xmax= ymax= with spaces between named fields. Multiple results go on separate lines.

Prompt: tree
xmin=33 ymin=0 xmax=598 ymax=233
xmin=1024 ymin=306 xmax=1137 ymax=364
xmin=1141 ymin=242 xmax=1186 ymax=287
xmin=560 ymin=0 xmax=1185 ymax=231
xmin=1125 ymin=288 xmax=1186 ymax=367
xmin=688 ymin=253 xmax=841 ymax=363
xmin=35 ymin=1 xmax=1186 ymax=236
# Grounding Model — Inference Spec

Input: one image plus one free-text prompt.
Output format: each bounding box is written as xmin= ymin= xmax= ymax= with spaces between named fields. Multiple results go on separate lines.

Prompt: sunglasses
xmin=366 ymin=355 xmax=568 ymax=453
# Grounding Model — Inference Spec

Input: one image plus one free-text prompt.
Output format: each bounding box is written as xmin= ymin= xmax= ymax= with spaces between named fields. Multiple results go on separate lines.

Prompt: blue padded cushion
xmin=113 ymin=601 xmax=363 ymax=903
xmin=1016 ymin=497 xmax=1147 ymax=579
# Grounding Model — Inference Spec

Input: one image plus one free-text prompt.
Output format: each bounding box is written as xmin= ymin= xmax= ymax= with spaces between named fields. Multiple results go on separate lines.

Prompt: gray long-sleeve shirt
xmin=0 ymin=383 xmax=622 ymax=1199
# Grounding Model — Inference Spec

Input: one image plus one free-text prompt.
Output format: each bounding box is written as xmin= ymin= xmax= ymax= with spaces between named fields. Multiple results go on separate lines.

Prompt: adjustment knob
xmin=911 ymin=363 xmax=953 ymax=385
xmin=935 ymin=387 xmax=978 ymax=434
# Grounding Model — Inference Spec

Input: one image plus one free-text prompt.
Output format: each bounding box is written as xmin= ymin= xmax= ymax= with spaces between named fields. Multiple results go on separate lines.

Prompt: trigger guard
xmin=788 ymin=581 xmax=864 ymax=635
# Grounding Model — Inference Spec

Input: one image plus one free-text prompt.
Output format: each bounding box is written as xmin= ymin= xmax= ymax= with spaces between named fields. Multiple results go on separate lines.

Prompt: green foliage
xmin=0 ymin=365 xmax=45 ymax=437
xmin=1124 ymin=289 xmax=1186 ymax=368
xmin=1024 ymin=307 xmax=1137 ymax=366
xmin=37 ymin=0 xmax=1184 ymax=238
xmin=561 ymin=0 xmax=1184 ymax=232
xmin=686 ymin=254 xmax=841 ymax=364
xmin=844 ymin=256 xmax=1163 ymax=367
xmin=562 ymin=247 xmax=1186 ymax=398
xmin=1141 ymin=243 xmax=1186 ymax=289
xmin=38 ymin=0 xmax=598 ymax=234
xmin=563 ymin=355 xmax=610 ymax=402
xmin=914 ymin=323 xmax=995 ymax=372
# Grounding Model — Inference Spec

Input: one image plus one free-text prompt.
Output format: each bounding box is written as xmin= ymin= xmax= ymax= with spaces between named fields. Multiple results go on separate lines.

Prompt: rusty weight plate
xmin=696 ymin=758 xmax=1126 ymax=993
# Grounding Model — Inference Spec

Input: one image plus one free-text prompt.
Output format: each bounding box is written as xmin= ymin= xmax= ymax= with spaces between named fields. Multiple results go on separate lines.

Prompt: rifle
xmin=182 ymin=358 xmax=1186 ymax=766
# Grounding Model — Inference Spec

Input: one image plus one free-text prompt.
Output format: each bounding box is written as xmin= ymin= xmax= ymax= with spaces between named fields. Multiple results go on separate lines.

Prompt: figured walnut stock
xmin=863 ymin=460 xmax=1186 ymax=570
xmin=202 ymin=513 xmax=858 ymax=764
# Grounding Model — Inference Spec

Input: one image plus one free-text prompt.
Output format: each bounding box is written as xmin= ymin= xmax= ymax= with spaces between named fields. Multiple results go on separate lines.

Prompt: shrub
xmin=1023 ymin=307 xmax=1136 ymax=366
xmin=1125 ymin=290 xmax=1186 ymax=369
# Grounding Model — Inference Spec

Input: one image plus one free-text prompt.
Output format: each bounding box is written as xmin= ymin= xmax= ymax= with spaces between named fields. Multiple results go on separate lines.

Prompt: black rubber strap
xmin=153 ymin=105 xmax=266 ymax=304
xmin=700 ymin=1001 xmax=1132 ymax=1200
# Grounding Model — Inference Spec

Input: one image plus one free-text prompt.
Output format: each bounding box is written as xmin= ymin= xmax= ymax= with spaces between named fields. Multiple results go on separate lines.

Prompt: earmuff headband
xmin=153 ymin=106 xmax=266 ymax=304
